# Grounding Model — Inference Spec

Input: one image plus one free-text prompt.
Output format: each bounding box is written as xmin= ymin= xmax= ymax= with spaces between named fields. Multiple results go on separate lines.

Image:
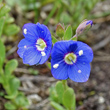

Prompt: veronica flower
xmin=17 ymin=23 xmax=52 ymax=65
xmin=51 ymin=40 xmax=93 ymax=82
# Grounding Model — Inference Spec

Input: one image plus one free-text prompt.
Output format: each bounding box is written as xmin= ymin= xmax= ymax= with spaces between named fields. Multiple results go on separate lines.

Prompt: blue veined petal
xmin=23 ymin=47 xmax=41 ymax=65
xmin=75 ymin=41 xmax=93 ymax=62
xmin=51 ymin=60 xmax=68 ymax=80
xmin=36 ymin=23 xmax=52 ymax=41
xmin=68 ymin=62 xmax=91 ymax=82
xmin=17 ymin=39 xmax=33 ymax=58
xmin=18 ymin=38 xmax=34 ymax=48
xmin=52 ymin=41 xmax=78 ymax=57
xmin=39 ymin=46 xmax=52 ymax=64
xmin=22 ymin=23 xmax=39 ymax=42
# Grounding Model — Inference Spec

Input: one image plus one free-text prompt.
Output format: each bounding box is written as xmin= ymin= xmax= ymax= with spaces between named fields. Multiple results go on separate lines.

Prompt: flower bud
xmin=56 ymin=23 xmax=64 ymax=38
xmin=76 ymin=20 xmax=93 ymax=36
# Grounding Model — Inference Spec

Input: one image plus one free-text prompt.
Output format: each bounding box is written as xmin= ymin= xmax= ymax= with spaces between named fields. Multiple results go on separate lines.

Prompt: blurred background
xmin=0 ymin=0 xmax=110 ymax=110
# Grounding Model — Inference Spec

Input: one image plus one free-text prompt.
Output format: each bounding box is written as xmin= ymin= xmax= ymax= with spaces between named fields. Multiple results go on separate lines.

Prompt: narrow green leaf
xmin=64 ymin=25 xmax=72 ymax=40
xmin=0 ymin=40 xmax=5 ymax=69
xmin=5 ymin=59 xmax=18 ymax=75
xmin=63 ymin=88 xmax=75 ymax=110
xmin=3 ymin=24 xmax=20 ymax=36
xmin=55 ymin=81 xmax=64 ymax=103
xmin=51 ymin=101 xmax=65 ymax=110
xmin=0 ymin=17 xmax=5 ymax=37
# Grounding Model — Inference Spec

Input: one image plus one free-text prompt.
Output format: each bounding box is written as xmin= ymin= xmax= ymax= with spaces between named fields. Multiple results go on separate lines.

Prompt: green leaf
xmin=0 ymin=17 xmax=5 ymax=37
xmin=0 ymin=40 xmax=5 ymax=69
xmin=5 ymin=101 xmax=17 ymax=110
xmin=5 ymin=77 xmax=20 ymax=98
xmin=5 ymin=15 xmax=14 ymax=23
xmin=0 ymin=4 xmax=11 ymax=17
xmin=51 ymin=101 xmax=65 ymax=110
xmin=3 ymin=24 xmax=20 ymax=36
xmin=49 ymin=86 xmax=59 ymax=102
xmin=56 ymin=23 xmax=64 ymax=38
xmin=15 ymin=92 xmax=29 ymax=107
xmin=55 ymin=81 xmax=64 ymax=103
xmin=52 ymin=36 xmax=57 ymax=44
xmin=64 ymin=25 xmax=72 ymax=40
xmin=5 ymin=59 xmax=18 ymax=75
xmin=63 ymin=88 xmax=75 ymax=110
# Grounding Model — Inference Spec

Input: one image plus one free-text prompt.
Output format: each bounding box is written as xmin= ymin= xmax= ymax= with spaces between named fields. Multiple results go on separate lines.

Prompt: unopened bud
xmin=76 ymin=20 xmax=93 ymax=36
xmin=56 ymin=23 xmax=64 ymax=38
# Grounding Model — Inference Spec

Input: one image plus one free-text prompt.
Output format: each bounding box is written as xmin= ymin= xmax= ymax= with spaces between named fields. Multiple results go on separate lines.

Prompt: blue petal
xmin=17 ymin=39 xmax=33 ymax=58
xmin=51 ymin=60 xmax=68 ymax=80
xmin=23 ymin=47 xmax=41 ymax=65
xmin=75 ymin=41 xmax=93 ymax=62
xmin=23 ymin=23 xmax=39 ymax=42
xmin=51 ymin=41 xmax=77 ymax=57
xmin=36 ymin=23 xmax=51 ymax=41
xmin=68 ymin=62 xmax=91 ymax=82
xmin=39 ymin=46 xmax=52 ymax=64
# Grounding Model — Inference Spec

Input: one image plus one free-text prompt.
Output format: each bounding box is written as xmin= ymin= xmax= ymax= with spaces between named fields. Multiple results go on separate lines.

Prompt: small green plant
xmin=0 ymin=1 xmax=29 ymax=109
xmin=50 ymin=81 xmax=75 ymax=110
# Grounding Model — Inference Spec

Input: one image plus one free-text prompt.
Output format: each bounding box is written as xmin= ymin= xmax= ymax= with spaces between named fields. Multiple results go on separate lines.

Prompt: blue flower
xmin=51 ymin=40 xmax=93 ymax=82
xmin=17 ymin=23 xmax=52 ymax=65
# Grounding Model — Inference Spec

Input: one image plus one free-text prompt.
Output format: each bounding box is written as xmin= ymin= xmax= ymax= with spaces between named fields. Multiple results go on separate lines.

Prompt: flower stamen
xmin=24 ymin=28 xmax=27 ymax=34
xmin=79 ymin=50 xmax=83 ymax=56
xmin=64 ymin=53 xmax=77 ymax=64
xmin=36 ymin=38 xmax=47 ymax=51
xmin=41 ymin=52 xmax=46 ymax=56
xmin=53 ymin=64 xmax=59 ymax=69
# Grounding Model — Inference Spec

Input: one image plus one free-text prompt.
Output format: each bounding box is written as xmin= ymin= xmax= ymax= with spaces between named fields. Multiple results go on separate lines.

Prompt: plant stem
xmin=62 ymin=80 xmax=68 ymax=90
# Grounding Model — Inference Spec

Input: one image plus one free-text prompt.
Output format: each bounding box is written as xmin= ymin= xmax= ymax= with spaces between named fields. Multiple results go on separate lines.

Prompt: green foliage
xmin=0 ymin=1 xmax=29 ymax=109
xmin=0 ymin=40 xmax=5 ymax=70
xmin=51 ymin=101 xmax=65 ymax=110
xmin=5 ymin=59 xmax=18 ymax=75
xmin=55 ymin=81 xmax=64 ymax=103
xmin=0 ymin=17 xmax=5 ymax=37
xmin=50 ymin=80 xmax=76 ymax=110
xmin=56 ymin=23 xmax=64 ymax=38
xmin=64 ymin=25 xmax=72 ymax=40
xmin=0 ymin=2 xmax=20 ymax=37
xmin=63 ymin=88 xmax=75 ymax=110
xmin=3 ymin=24 xmax=20 ymax=36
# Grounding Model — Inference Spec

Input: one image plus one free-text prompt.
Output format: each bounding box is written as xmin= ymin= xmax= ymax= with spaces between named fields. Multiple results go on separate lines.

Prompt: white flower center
xmin=36 ymin=38 xmax=47 ymax=51
xmin=64 ymin=53 xmax=77 ymax=64
xmin=79 ymin=50 xmax=83 ymax=56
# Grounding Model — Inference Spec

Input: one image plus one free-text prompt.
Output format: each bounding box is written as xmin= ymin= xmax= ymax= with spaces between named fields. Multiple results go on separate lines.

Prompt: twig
xmin=19 ymin=76 xmax=56 ymax=82
xmin=28 ymin=98 xmax=49 ymax=110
